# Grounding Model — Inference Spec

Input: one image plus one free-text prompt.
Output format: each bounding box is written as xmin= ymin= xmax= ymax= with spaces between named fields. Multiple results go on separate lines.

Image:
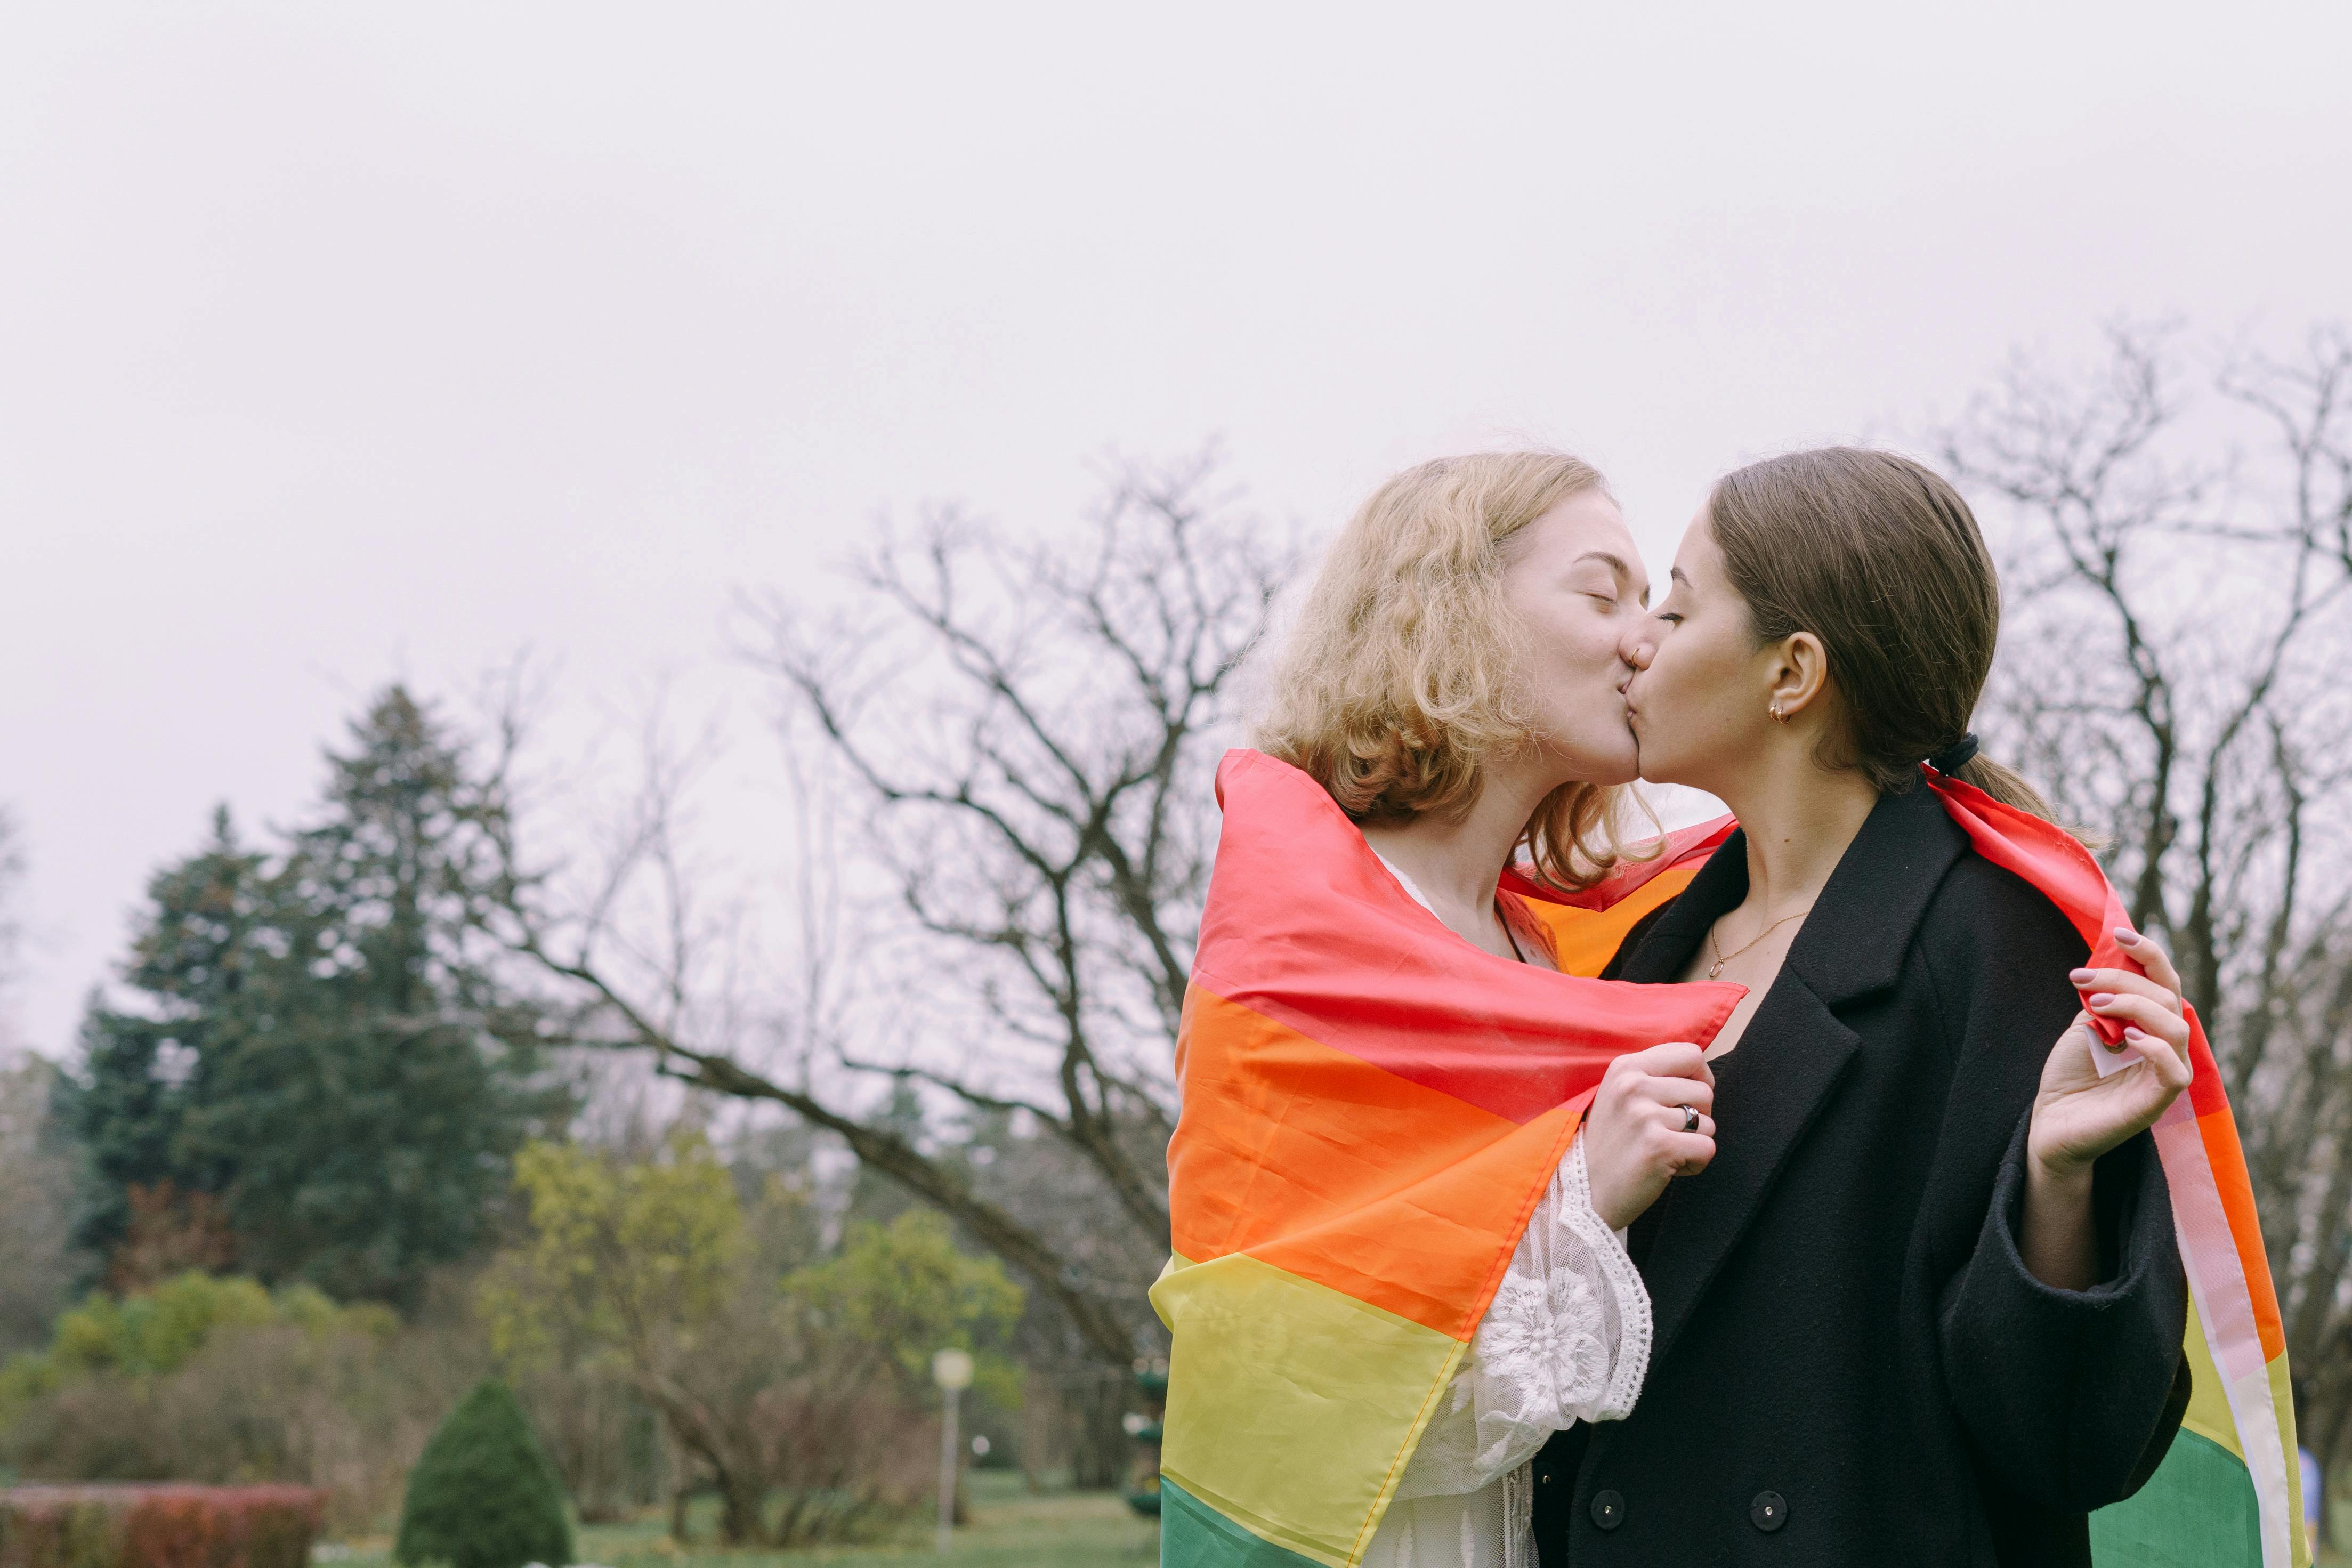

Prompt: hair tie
xmin=1927 ymin=732 xmax=1980 ymax=775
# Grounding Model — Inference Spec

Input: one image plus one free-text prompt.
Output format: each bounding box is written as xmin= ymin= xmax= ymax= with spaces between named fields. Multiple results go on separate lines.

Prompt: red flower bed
xmin=0 ymin=1485 xmax=321 ymax=1568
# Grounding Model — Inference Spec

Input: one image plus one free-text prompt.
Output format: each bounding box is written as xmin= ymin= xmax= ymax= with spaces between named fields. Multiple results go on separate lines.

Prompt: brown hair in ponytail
xmin=1705 ymin=447 xmax=2057 ymax=821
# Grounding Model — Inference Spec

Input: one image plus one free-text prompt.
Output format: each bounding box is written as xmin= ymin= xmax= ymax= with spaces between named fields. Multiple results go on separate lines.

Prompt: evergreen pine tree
xmin=55 ymin=807 xmax=266 ymax=1271
xmin=395 ymin=1378 xmax=575 ymax=1568
xmin=188 ymin=687 xmax=573 ymax=1304
xmin=839 ymin=1076 xmax=928 ymax=1233
xmin=60 ymin=687 xmax=576 ymax=1305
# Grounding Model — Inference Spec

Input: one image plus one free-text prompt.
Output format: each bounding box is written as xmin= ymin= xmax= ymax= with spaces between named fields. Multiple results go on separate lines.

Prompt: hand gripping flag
xmin=1154 ymin=750 xmax=2302 ymax=1568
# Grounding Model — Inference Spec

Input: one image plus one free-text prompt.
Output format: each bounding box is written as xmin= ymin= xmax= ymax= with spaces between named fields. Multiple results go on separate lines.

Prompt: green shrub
xmin=394 ymin=1380 xmax=572 ymax=1568
xmin=51 ymin=1275 xmax=273 ymax=1379
xmin=0 ymin=1273 xmax=398 ymax=1417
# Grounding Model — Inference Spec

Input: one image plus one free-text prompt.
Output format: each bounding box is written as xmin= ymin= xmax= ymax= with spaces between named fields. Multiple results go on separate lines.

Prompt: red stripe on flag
xmin=1198 ymin=751 xmax=1743 ymax=1124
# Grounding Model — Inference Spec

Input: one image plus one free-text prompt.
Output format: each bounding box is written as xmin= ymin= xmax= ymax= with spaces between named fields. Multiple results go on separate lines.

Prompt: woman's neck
xmin=1360 ymin=756 xmax=1555 ymax=958
xmin=1715 ymin=755 xmax=1880 ymax=918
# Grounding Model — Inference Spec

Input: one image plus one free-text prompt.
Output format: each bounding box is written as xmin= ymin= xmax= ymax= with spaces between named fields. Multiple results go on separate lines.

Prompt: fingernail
xmin=2088 ymin=993 xmax=2116 ymax=1007
xmin=2068 ymin=969 xmax=2094 ymax=984
xmin=2124 ymin=1026 xmax=2147 ymax=1040
xmin=2114 ymin=928 xmax=2140 ymax=944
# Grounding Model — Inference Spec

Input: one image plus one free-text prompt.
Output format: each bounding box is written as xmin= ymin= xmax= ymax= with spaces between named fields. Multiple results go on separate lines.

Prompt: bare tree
xmin=0 ymin=1057 xmax=76 ymax=1352
xmin=1936 ymin=320 xmax=2352 ymax=1475
xmin=486 ymin=452 xmax=1289 ymax=1385
xmin=0 ymin=809 xmax=72 ymax=1349
xmin=0 ymin=806 xmax=23 ymax=1015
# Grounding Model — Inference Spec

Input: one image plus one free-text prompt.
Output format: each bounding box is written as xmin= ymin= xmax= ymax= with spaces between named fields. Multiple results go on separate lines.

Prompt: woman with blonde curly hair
xmin=1245 ymin=451 xmax=1720 ymax=1568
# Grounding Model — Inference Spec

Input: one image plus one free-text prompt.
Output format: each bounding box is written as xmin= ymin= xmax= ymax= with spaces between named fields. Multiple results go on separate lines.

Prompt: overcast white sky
xmin=4 ymin=3 xmax=2348 ymax=1056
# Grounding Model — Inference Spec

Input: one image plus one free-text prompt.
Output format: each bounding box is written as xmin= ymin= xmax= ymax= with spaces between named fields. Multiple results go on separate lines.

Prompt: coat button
xmin=1590 ymin=1490 xmax=1625 ymax=1530
xmin=1751 ymin=1491 xmax=1787 ymax=1532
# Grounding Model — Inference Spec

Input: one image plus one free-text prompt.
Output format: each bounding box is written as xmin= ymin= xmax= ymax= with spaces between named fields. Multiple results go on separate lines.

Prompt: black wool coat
xmin=1530 ymin=781 xmax=2189 ymax=1568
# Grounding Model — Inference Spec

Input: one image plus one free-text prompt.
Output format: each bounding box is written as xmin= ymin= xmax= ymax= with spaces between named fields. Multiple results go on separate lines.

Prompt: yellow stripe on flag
xmin=2181 ymin=1294 xmax=2244 ymax=1460
xmin=1153 ymin=1252 xmax=1465 ymax=1568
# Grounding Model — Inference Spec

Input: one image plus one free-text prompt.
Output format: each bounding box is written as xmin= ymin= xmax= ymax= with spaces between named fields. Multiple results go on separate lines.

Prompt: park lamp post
xmin=932 ymin=1348 xmax=976 ymax=1555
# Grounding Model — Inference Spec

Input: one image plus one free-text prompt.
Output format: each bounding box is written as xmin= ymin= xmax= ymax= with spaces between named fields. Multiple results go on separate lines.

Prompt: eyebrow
xmin=1669 ymin=566 xmax=1691 ymax=586
xmin=1574 ymin=550 xmax=1651 ymax=609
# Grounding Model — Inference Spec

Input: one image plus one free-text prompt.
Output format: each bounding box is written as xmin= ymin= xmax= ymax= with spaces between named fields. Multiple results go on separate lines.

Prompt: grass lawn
xmin=327 ymin=1470 xmax=1160 ymax=1567
xmin=286 ymin=1476 xmax=2352 ymax=1567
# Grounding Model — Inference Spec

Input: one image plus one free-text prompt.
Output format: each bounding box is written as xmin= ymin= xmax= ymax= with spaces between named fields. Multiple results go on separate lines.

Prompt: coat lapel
xmin=1638 ymin=980 xmax=1860 ymax=1366
xmin=1614 ymin=783 xmax=1968 ymax=1369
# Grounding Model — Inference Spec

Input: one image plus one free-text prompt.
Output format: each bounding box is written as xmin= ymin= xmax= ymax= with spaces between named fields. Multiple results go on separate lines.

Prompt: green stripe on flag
xmin=2090 ymin=1428 xmax=2264 ymax=1567
xmin=1163 ymin=1478 xmax=1332 ymax=1568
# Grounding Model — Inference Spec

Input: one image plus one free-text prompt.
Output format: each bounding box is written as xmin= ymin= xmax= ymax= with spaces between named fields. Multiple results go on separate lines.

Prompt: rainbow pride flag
xmin=1154 ymin=749 xmax=2302 ymax=1568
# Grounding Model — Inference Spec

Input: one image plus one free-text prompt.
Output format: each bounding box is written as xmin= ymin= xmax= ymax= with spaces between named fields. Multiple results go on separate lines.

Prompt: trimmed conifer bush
xmin=394 ymin=1379 xmax=573 ymax=1568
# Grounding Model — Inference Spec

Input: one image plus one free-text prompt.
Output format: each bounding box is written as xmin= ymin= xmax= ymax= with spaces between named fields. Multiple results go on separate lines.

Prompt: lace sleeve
xmin=1392 ymin=1129 xmax=1653 ymax=1500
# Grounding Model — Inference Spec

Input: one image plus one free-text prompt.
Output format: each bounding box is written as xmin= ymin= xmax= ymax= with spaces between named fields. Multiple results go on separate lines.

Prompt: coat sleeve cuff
xmin=1981 ymin=1107 xmax=2158 ymax=1306
xmin=1938 ymin=1109 xmax=2188 ymax=1509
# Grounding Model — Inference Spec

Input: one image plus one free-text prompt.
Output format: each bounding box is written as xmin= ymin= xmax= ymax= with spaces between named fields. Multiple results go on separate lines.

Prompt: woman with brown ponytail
xmin=1529 ymin=449 xmax=2195 ymax=1566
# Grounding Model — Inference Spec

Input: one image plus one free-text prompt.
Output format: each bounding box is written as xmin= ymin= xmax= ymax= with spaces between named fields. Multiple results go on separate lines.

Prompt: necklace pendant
xmin=1707 ymin=960 xmax=1724 ymax=979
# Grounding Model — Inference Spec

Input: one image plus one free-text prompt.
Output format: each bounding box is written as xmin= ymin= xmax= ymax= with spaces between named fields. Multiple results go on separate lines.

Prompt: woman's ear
xmin=1768 ymin=632 xmax=1831 ymax=720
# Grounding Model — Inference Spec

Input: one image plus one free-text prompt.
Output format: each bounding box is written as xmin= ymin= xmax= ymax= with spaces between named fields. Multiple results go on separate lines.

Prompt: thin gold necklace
xmin=1706 ymin=907 xmax=1811 ymax=979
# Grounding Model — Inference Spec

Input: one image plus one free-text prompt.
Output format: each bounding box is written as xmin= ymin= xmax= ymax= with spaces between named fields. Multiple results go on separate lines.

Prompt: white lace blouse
xmin=1358 ymin=855 xmax=1654 ymax=1568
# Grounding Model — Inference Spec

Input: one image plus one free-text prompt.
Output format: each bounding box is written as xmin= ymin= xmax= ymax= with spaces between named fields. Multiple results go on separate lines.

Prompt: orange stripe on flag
xmin=2197 ymin=1105 xmax=2286 ymax=1360
xmin=1170 ymin=985 xmax=1580 ymax=1340
xmin=1522 ymin=866 xmax=1701 ymax=979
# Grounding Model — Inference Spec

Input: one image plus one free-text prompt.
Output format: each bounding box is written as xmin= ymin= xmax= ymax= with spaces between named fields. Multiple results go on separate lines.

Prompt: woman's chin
xmin=1574 ymin=743 xmax=1642 ymax=788
xmin=1634 ymin=750 xmax=1692 ymax=788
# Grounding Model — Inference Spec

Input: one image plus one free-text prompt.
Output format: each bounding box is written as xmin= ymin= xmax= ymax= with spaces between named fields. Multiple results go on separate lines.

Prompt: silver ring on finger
xmin=1679 ymin=1103 xmax=1700 ymax=1134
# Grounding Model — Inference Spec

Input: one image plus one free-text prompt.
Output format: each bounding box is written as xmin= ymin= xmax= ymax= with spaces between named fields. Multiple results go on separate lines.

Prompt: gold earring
xmin=1769 ymin=702 xmax=1789 ymax=724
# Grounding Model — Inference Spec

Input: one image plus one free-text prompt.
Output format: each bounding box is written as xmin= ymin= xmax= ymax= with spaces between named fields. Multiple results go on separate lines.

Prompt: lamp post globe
xmin=932 ymin=1347 xmax=976 ymax=1551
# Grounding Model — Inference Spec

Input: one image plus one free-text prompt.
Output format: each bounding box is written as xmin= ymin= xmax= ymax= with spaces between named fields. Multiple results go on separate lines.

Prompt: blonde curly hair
xmin=1254 ymin=451 xmax=1643 ymax=892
